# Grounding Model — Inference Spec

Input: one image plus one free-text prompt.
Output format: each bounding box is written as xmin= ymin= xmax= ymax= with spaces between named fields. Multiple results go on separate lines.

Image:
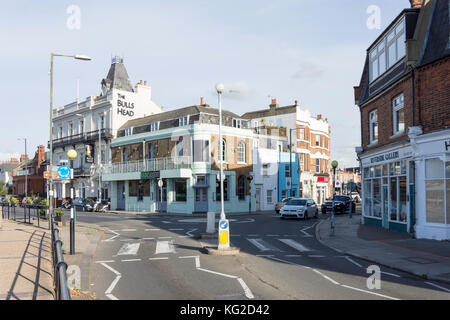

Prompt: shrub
xmin=55 ymin=210 xmax=64 ymax=217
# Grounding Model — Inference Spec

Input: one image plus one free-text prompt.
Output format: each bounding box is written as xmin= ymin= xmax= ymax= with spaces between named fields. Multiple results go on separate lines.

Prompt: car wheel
xmin=280 ymin=216 xmax=285 ymax=220
xmin=304 ymin=211 xmax=308 ymax=220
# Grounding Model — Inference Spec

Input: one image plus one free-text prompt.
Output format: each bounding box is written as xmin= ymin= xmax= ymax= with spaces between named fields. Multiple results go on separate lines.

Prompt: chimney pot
xmin=409 ymin=0 xmax=423 ymax=8
xmin=144 ymin=81 xmax=147 ymax=86
xmin=200 ymin=97 xmax=204 ymax=105
xmin=294 ymin=100 xmax=298 ymax=106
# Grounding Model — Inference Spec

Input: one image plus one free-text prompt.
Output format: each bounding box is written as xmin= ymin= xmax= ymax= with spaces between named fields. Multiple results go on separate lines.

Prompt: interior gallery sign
xmin=117 ymin=93 xmax=135 ymax=117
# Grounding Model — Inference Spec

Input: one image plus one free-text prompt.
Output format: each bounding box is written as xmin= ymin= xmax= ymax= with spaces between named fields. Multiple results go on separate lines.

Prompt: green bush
xmin=55 ymin=210 xmax=64 ymax=217
xmin=40 ymin=199 xmax=48 ymax=206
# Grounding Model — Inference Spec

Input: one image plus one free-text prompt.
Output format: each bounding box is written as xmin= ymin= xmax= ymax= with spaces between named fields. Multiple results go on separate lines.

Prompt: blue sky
xmin=1 ymin=0 xmax=408 ymax=167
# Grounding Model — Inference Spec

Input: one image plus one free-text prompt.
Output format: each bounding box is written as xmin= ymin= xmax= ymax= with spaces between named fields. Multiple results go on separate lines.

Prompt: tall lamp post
xmin=331 ymin=160 xmax=338 ymax=235
xmin=48 ymin=53 xmax=91 ymax=223
xmin=67 ymin=149 xmax=77 ymax=254
xmin=216 ymin=83 xmax=230 ymax=250
xmin=18 ymin=138 xmax=28 ymax=198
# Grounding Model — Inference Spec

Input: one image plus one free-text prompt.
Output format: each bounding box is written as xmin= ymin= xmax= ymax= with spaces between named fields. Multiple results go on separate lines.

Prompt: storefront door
xmin=117 ymin=182 xmax=125 ymax=210
xmin=382 ymin=185 xmax=389 ymax=229
xmin=194 ymin=188 xmax=208 ymax=213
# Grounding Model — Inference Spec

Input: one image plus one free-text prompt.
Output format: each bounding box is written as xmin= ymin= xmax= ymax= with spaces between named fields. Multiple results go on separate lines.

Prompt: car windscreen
xmin=85 ymin=199 xmax=95 ymax=205
xmin=335 ymin=196 xmax=348 ymax=201
xmin=286 ymin=199 xmax=307 ymax=206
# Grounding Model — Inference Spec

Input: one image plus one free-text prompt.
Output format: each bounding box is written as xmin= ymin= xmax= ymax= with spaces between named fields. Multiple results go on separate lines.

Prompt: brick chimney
xmin=409 ymin=0 xmax=424 ymax=8
xmin=317 ymin=114 xmax=322 ymax=120
xmin=269 ymin=98 xmax=279 ymax=109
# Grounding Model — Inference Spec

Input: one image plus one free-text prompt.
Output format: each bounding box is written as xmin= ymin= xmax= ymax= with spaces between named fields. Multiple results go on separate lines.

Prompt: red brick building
xmin=354 ymin=0 xmax=450 ymax=239
xmin=13 ymin=145 xmax=46 ymax=197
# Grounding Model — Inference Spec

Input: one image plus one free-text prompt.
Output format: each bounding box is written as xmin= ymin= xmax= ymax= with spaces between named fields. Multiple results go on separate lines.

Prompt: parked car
xmin=350 ymin=192 xmax=361 ymax=203
xmin=321 ymin=197 xmax=347 ymax=214
xmin=275 ymin=197 xmax=292 ymax=214
xmin=72 ymin=198 xmax=95 ymax=212
xmin=280 ymin=198 xmax=318 ymax=220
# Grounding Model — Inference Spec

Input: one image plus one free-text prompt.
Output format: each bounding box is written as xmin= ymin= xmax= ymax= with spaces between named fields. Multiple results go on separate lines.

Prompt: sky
xmin=0 ymin=0 xmax=409 ymax=168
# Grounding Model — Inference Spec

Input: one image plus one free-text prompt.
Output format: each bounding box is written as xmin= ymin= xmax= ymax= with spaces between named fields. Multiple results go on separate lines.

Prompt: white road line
xmin=237 ymin=278 xmax=255 ymax=299
xmin=103 ymin=229 xmax=120 ymax=242
xmin=197 ymin=267 xmax=238 ymax=279
xmin=186 ymin=228 xmax=198 ymax=237
xmin=155 ymin=240 xmax=176 ymax=254
xmin=100 ymin=262 xmax=121 ymax=300
xmin=95 ymin=260 xmax=115 ymax=263
xmin=121 ymin=259 xmax=141 ymax=262
xmin=256 ymin=255 xmax=274 ymax=257
xmin=158 ymin=236 xmax=173 ymax=239
xmin=380 ymin=271 xmax=401 ymax=278
xmin=308 ymin=255 xmax=325 ymax=258
xmin=179 ymin=256 xmax=199 ymax=259
xmin=149 ymin=257 xmax=169 ymax=260
xmin=178 ymin=235 xmax=190 ymax=238
xmin=425 ymin=281 xmax=450 ymax=293
xmin=278 ymin=239 xmax=311 ymax=252
xmin=341 ymin=285 xmax=400 ymax=300
xmin=120 ymin=238 xmax=140 ymax=242
xmin=311 ymin=269 xmax=340 ymax=285
xmin=247 ymin=238 xmax=281 ymax=252
xmin=344 ymin=256 xmax=363 ymax=268
xmin=142 ymin=237 xmax=155 ymax=240
xmin=230 ymin=234 xmax=241 ymax=237
xmin=248 ymin=234 xmax=260 ymax=237
xmin=162 ymin=221 xmax=171 ymax=224
xmin=145 ymin=228 xmax=160 ymax=231
xmin=285 ymin=255 xmax=302 ymax=257
xmin=120 ymin=229 xmax=136 ymax=232
xmin=169 ymin=228 xmax=184 ymax=231
xmin=116 ymin=242 xmax=140 ymax=256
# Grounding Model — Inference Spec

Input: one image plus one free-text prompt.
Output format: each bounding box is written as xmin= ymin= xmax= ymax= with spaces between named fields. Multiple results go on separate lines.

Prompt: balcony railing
xmin=102 ymin=156 xmax=192 ymax=175
xmin=49 ymin=128 xmax=113 ymax=149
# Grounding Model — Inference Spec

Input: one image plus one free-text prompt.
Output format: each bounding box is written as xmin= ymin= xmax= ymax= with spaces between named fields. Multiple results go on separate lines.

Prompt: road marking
xmin=169 ymin=228 xmax=184 ymax=231
xmin=177 ymin=235 xmax=190 ymax=238
xmin=247 ymin=238 xmax=281 ymax=252
xmin=120 ymin=238 xmax=140 ymax=242
xmin=149 ymin=257 xmax=169 ymax=261
xmin=425 ymin=281 xmax=450 ymax=293
xmin=311 ymin=269 xmax=340 ymax=285
xmin=341 ymin=285 xmax=400 ymax=300
xmin=158 ymin=236 xmax=173 ymax=239
xmin=278 ymin=239 xmax=311 ymax=252
xmin=197 ymin=268 xmax=237 ymax=279
xmin=162 ymin=221 xmax=171 ymax=224
xmin=142 ymin=237 xmax=155 ymax=240
xmin=100 ymin=262 xmax=121 ymax=300
xmin=267 ymin=234 xmax=279 ymax=237
xmin=235 ymin=218 xmax=255 ymax=224
xmin=95 ymin=260 xmax=115 ymax=263
xmin=186 ymin=228 xmax=198 ymax=237
xmin=344 ymin=256 xmax=363 ymax=268
xmin=155 ymin=240 xmax=176 ymax=254
xmin=237 ymin=278 xmax=255 ymax=299
xmin=300 ymin=226 xmax=314 ymax=237
xmin=285 ymin=255 xmax=302 ymax=257
xmin=121 ymin=259 xmax=141 ymax=262
xmin=230 ymin=234 xmax=241 ymax=237
xmin=256 ymin=255 xmax=274 ymax=257
xmin=308 ymin=255 xmax=325 ymax=258
xmin=103 ymin=229 xmax=120 ymax=242
xmin=380 ymin=271 xmax=401 ymax=278
xmin=116 ymin=242 xmax=140 ymax=256
xmin=145 ymin=228 xmax=160 ymax=231
xmin=248 ymin=234 xmax=260 ymax=237
xmin=119 ymin=229 xmax=136 ymax=232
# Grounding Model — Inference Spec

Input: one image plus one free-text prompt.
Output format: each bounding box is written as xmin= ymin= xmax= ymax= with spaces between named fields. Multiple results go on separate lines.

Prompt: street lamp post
xmin=331 ymin=160 xmax=338 ymax=235
xmin=216 ymin=83 xmax=230 ymax=250
xmin=67 ymin=149 xmax=77 ymax=254
xmin=48 ymin=53 xmax=91 ymax=225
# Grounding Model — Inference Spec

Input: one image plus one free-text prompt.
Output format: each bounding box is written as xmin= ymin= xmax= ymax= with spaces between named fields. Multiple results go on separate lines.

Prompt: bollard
xmin=206 ymin=212 xmax=215 ymax=234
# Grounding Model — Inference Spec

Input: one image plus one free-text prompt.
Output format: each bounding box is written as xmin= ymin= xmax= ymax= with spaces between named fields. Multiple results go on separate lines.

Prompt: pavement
xmin=316 ymin=211 xmax=450 ymax=285
xmin=0 ymin=213 xmax=54 ymax=300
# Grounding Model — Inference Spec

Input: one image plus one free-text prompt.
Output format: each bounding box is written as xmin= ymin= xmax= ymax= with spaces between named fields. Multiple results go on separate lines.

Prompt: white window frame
xmin=178 ymin=116 xmax=189 ymax=127
xmin=79 ymin=119 xmax=84 ymax=134
xmin=237 ymin=140 xmax=246 ymax=163
xmin=219 ymin=138 xmax=227 ymax=162
xmin=392 ymin=94 xmax=405 ymax=135
xmin=262 ymin=164 xmax=269 ymax=176
xmin=369 ymin=110 xmax=378 ymax=144
xmin=124 ymin=127 xmax=133 ymax=136
xmin=369 ymin=17 xmax=405 ymax=83
xmin=266 ymin=190 xmax=273 ymax=204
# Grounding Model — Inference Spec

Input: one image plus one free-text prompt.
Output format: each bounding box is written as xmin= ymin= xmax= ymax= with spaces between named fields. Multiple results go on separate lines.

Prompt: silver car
xmin=275 ymin=197 xmax=292 ymax=214
xmin=280 ymin=198 xmax=319 ymax=219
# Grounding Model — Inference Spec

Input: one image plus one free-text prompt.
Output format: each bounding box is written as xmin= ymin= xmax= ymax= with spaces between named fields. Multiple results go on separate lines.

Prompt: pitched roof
xmin=418 ymin=0 xmax=450 ymax=66
xmin=119 ymin=104 xmax=243 ymax=130
xmin=241 ymin=105 xmax=297 ymax=119
xmin=101 ymin=59 xmax=134 ymax=92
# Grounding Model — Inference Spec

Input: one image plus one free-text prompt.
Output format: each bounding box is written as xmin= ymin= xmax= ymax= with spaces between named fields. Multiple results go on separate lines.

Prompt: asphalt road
xmin=72 ymin=210 xmax=450 ymax=300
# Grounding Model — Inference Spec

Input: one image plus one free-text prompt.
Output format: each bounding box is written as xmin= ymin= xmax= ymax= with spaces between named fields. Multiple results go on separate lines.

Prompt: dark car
xmin=321 ymin=198 xmax=346 ymax=214
xmin=334 ymin=195 xmax=354 ymax=210
xmin=72 ymin=198 xmax=95 ymax=212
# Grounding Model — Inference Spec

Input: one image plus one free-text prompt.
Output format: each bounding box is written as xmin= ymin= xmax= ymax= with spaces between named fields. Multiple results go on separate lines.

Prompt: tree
xmin=0 ymin=180 xmax=8 ymax=196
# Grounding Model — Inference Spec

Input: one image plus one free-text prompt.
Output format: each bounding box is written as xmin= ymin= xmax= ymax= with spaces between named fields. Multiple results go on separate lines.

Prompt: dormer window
xmin=232 ymin=119 xmax=241 ymax=128
xmin=369 ymin=17 xmax=405 ymax=82
xmin=150 ymin=122 xmax=159 ymax=132
xmin=124 ymin=127 xmax=133 ymax=136
xmin=178 ymin=116 xmax=189 ymax=126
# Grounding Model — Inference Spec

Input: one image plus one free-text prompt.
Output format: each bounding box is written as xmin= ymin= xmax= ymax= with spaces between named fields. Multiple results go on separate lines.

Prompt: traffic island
xmin=203 ymin=246 xmax=241 ymax=256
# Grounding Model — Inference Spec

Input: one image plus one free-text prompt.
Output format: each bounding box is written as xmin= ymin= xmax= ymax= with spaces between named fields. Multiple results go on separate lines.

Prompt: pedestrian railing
xmin=50 ymin=212 xmax=71 ymax=300
xmin=0 ymin=202 xmax=48 ymax=227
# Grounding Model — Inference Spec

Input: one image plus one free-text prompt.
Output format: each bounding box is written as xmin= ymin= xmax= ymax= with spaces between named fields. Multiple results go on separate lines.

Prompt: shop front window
xmin=399 ymin=176 xmax=407 ymax=222
xmin=390 ymin=177 xmax=397 ymax=221
xmin=425 ymin=158 xmax=445 ymax=224
xmin=373 ymin=178 xmax=382 ymax=217
xmin=174 ymin=179 xmax=187 ymax=202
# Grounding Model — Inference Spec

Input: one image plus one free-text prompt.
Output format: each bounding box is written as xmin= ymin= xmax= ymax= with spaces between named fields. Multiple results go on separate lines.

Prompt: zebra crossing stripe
xmin=116 ymin=242 xmax=140 ymax=256
xmin=155 ymin=240 xmax=176 ymax=254
xmin=247 ymin=238 xmax=281 ymax=252
xmin=278 ymin=239 xmax=311 ymax=252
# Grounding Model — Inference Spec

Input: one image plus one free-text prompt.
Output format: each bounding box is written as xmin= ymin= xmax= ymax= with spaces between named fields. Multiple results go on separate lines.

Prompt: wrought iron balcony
xmin=49 ymin=128 xmax=113 ymax=149
xmin=102 ymin=156 xmax=192 ymax=175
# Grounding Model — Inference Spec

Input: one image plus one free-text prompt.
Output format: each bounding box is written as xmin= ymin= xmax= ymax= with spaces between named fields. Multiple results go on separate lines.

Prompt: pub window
xmin=369 ymin=110 xmax=378 ymax=143
xmin=129 ymin=181 xmax=138 ymax=197
xmin=193 ymin=140 xmax=210 ymax=162
xmin=392 ymin=94 xmax=405 ymax=134
xmin=238 ymin=175 xmax=246 ymax=200
xmin=174 ymin=179 xmax=187 ymax=202
xmin=237 ymin=141 xmax=246 ymax=163
xmin=216 ymin=177 xmax=229 ymax=201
